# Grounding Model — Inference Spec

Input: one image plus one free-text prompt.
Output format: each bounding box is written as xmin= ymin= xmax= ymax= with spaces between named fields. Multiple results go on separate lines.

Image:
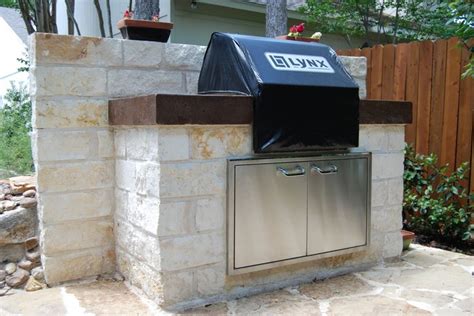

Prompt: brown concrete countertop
xmin=109 ymin=94 xmax=412 ymax=125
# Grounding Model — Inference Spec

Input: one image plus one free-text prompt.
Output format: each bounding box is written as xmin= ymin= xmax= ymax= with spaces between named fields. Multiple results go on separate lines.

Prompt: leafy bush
xmin=0 ymin=82 xmax=33 ymax=176
xmin=403 ymin=144 xmax=473 ymax=243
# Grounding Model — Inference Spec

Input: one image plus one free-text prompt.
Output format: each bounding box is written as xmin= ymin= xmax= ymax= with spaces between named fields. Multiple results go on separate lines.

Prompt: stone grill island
xmin=29 ymin=33 xmax=411 ymax=311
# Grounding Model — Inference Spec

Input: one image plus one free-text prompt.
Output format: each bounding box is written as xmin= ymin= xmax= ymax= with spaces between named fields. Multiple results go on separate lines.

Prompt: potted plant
xmin=275 ymin=23 xmax=322 ymax=43
xmin=401 ymin=229 xmax=415 ymax=250
xmin=117 ymin=0 xmax=173 ymax=42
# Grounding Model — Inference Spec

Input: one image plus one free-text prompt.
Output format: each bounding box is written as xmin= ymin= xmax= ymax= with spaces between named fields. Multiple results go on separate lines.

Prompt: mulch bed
xmin=414 ymin=234 xmax=474 ymax=256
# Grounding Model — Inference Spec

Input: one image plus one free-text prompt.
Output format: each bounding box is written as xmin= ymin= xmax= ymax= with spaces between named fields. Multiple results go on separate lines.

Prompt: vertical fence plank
xmin=429 ymin=39 xmax=448 ymax=158
xmin=440 ymin=37 xmax=462 ymax=171
xmin=381 ymin=44 xmax=396 ymax=99
xmin=393 ymin=43 xmax=408 ymax=100
xmin=471 ymin=109 xmax=474 ymax=193
xmin=361 ymin=48 xmax=372 ymax=98
xmin=416 ymin=40 xmax=434 ymax=155
xmin=456 ymin=45 xmax=474 ymax=173
xmin=404 ymin=42 xmax=420 ymax=145
xmin=370 ymin=45 xmax=384 ymax=99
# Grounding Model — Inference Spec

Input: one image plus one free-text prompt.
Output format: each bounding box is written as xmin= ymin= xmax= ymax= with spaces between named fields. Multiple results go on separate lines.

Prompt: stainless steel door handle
xmin=277 ymin=165 xmax=305 ymax=177
xmin=311 ymin=164 xmax=338 ymax=175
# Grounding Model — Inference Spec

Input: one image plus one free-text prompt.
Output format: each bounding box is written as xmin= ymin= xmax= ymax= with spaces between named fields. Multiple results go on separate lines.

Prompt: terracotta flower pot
xmin=275 ymin=35 xmax=320 ymax=43
xmin=401 ymin=229 xmax=415 ymax=250
xmin=117 ymin=18 xmax=173 ymax=42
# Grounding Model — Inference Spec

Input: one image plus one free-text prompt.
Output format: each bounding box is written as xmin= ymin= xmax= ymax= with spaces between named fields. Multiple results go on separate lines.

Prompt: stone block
xmin=127 ymin=194 xmax=160 ymax=235
xmin=185 ymin=72 xmax=200 ymax=94
xmin=42 ymin=220 xmax=114 ymax=254
xmin=114 ymin=129 xmax=127 ymax=158
xmin=387 ymin=178 xmax=404 ymax=206
xmin=98 ymin=130 xmax=114 ymax=158
xmin=159 ymin=232 xmax=224 ymax=271
xmin=359 ymin=126 xmax=387 ymax=152
xmin=34 ymin=98 xmax=108 ymax=128
xmin=196 ymin=264 xmax=226 ymax=296
xmin=372 ymin=153 xmax=404 ymax=180
xmin=371 ymin=180 xmax=387 ymax=208
xmin=0 ymin=207 xmax=36 ymax=245
xmin=163 ymin=44 xmax=206 ymax=71
xmin=115 ymin=220 xmax=160 ymax=269
xmin=126 ymin=128 xmax=159 ymax=161
xmin=123 ymin=40 xmax=164 ymax=67
xmin=37 ymin=161 xmax=114 ymax=193
xmin=115 ymin=189 xmax=128 ymax=220
xmin=161 ymin=270 xmax=195 ymax=304
xmin=158 ymin=201 xmax=194 ymax=236
xmin=107 ymin=69 xmax=184 ymax=98
xmin=43 ymin=246 xmax=115 ymax=284
xmin=135 ymin=162 xmax=160 ymax=197
xmin=190 ymin=126 xmax=252 ymax=159
xmin=115 ymin=248 xmax=163 ymax=301
xmin=0 ymin=244 xmax=27 ymax=262
xmin=32 ymin=66 xmax=107 ymax=97
xmin=339 ymin=56 xmax=367 ymax=77
xmin=40 ymin=189 xmax=113 ymax=224
xmin=158 ymin=128 xmax=189 ymax=161
xmin=195 ymin=198 xmax=225 ymax=232
xmin=115 ymin=160 xmax=136 ymax=192
xmin=160 ymin=160 xmax=226 ymax=198
xmin=35 ymin=130 xmax=95 ymax=161
xmin=386 ymin=125 xmax=405 ymax=151
xmin=372 ymin=206 xmax=403 ymax=233
xmin=383 ymin=231 xmax=403 ymax=258
xmin=32 ymin=33 xmax=122 ymax=66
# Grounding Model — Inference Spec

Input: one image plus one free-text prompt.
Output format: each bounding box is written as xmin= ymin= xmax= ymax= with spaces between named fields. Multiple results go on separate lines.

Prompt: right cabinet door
xmin=307 ymin=157 xmax=369 ymax=255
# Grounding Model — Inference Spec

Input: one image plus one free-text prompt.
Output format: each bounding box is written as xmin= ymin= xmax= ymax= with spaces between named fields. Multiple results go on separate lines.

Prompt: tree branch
xmin=93 ymin=0 xmax=106 ymax=37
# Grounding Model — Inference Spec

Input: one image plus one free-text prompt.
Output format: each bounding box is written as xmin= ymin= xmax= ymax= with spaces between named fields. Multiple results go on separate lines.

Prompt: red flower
xmin=289 ymin=25 xmax=298 ymax=33
xmin=123 ymin=10 xmax=132 ymax=18
xmin=296 ymin=23 xmax=305 ymax=33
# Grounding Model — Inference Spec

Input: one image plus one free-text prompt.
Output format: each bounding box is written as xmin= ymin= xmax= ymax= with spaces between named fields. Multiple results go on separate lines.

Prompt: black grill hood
xmin=198 ymin=32 xmax=360 ymax=153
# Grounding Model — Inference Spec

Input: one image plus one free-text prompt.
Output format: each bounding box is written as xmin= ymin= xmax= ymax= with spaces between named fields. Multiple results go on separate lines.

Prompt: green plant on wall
xmin=0 ymin=82 xmax=33 ymax=176
xmin=403 ymin=145 xmax=473 ymax=243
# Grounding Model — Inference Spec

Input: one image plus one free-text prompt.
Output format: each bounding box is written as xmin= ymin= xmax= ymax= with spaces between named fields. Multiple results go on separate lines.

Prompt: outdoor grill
xmin=198 ymin=32 xmax=360 ymax=153
xmin=198 ymin=33 xmax=371 ymax=275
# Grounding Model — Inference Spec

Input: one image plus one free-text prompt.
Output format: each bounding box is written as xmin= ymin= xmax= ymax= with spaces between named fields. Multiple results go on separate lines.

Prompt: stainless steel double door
xmin=232 ymin=154 xmax=369 ymax=270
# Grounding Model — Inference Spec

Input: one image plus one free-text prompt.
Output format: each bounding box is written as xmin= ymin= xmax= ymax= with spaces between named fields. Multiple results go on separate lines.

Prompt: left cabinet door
xmin=233 ymin=162 xmax=308 ymax=269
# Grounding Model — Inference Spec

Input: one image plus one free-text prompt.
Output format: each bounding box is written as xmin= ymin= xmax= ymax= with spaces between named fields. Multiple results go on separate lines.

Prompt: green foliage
xmin=0 ymin=82 xmax=33 ymax=176
xmin=447 ymin=0 xmax=473 ymax=79
xmin=0 ymin=0 xmax=18 ymax=8
xmin=17 ymin=50 xmax=30 ymax=73
xmin=300 ymin=0 xmax=464 ymax=45
xmin=403 ymin=145 xmax=473 ymax=243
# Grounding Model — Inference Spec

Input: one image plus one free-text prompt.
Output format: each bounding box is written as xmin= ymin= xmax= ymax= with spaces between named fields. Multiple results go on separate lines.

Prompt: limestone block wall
xmin=29 ymin=33 xmax=204 ymax=284
xmin=114 ymin=124 xmax=404 ymax=310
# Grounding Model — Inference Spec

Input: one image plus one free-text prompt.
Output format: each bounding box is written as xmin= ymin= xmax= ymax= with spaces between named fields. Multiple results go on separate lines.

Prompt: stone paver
xmin=0 ymin=245 xmax=472 ymax=315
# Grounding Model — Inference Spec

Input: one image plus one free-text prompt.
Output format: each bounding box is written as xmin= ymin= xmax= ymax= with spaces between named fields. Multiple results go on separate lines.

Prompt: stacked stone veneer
xmin=30 ymin=33 xmax=403 ymax=310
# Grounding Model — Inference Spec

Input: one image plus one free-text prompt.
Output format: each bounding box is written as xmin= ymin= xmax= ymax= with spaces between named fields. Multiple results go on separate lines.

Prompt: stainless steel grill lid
xmin=198 ymin=32 xmax=360 ymax=153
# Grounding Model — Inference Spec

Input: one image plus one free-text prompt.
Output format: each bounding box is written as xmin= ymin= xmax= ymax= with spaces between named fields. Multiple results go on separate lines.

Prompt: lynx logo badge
xmin=265 ymin=52 xmax=334 ymax=73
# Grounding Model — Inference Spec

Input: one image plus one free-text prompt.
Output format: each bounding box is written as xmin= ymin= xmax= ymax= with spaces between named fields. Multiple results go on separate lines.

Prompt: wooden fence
xmin=338 ymin=38 xmax=474 ymax=193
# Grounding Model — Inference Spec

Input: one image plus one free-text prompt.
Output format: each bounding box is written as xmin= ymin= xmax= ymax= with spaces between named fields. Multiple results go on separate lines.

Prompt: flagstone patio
xmin=1 ymin=244 xmax=472 ymax=315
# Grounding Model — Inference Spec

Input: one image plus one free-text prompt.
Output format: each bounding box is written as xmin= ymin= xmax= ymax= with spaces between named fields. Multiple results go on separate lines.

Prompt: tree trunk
xmin=265 ymin=0 xmax=287 ymax=38
xmin=134 ymin=0 xmax=160 ymax=20
xmin=66 ymin=0 xmax=75 ymax=35
xmin=106 ymin=0 xmax=113 ymax=37
xmin=17 ymin=0 xmax=35 ymax=34
xmin=93 ymin=0 xmax=106 ymax=37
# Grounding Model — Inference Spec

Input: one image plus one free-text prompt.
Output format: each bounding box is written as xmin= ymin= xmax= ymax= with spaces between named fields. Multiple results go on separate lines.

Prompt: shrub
xmin=0 ymin=82 xmax=33 ymax=176
xmin=403 ymin=144 xmax=473 ymax=243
